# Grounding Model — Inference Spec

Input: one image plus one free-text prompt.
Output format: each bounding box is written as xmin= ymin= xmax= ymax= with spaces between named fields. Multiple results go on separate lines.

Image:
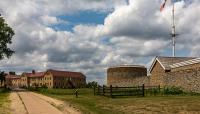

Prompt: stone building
xmin=149 ymin=56 xmax=200 ymax=92
xmin=107 ymin=65 xmax=148 ymax=87
xmin=43 ymin=69 xmax=86 ymax=88
xmin=6 ymin=69 xmax=86 ymax=89
xmin=29 ymin=71 xmax=45 ymax=87
xmin=5 ymin=74 xmax=21 ymax=88
xmin=20 ymin=72 xmax=31 ymax=87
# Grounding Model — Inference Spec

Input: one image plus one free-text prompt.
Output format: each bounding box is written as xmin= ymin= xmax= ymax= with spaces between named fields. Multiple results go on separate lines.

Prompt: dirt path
xmin=31 ymin=92 xmax=81 ymax=114
xmin=9 ymin=92 xmax=27 ymax=114
xmin=18 ymin=91 xmax=63 ymax=114
xmin=10 ymin=90 xmax=81 ymax=114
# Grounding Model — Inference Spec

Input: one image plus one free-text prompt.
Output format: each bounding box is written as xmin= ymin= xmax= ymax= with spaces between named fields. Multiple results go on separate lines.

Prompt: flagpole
xmin=172 ymin=3 xmax=176 ymax=57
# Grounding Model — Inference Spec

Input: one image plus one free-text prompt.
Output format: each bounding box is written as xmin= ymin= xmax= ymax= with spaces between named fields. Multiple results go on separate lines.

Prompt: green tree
xmin=86 ymin=81 xmax=98 ymax=88
xmin=9 ymin=71 xmax=15 ymax=75
xmin=0 ymin=15 xmax=15 ymax=60
xmin=0 ymin=71 xmax=6 ymax=86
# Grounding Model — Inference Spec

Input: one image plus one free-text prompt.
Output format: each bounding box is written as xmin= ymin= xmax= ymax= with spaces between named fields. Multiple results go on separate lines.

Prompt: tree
xmin=0 ymin=71 xmax=6 ymax=86
xmin=86 ymin=81 xmax=98 ymax=88
xmin=9 ymin=71 xmax=15 ymax=75
xmin=0 ymin=15 xmax=15 ymax=60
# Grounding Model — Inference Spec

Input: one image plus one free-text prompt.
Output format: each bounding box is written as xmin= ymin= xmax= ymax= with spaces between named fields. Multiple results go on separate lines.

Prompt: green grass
xmin=33 ymin=88 xmax=200 ymax=114
xmin=0 ymin=88 xmax=10 ymax=114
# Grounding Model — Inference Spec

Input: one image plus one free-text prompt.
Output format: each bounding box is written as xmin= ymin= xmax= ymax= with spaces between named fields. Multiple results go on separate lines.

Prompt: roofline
xmin=149 ymin=56 xmax=199 ymax=73
xmin=149 ymin=57 xmax=166 ymax=73
xmin=45 ymin=69 xmax=85 ymax=78
xmin=109 ymin=65 xmax=146 ymax=69
xmin=170 ymin=58 xmax=200 ymax=69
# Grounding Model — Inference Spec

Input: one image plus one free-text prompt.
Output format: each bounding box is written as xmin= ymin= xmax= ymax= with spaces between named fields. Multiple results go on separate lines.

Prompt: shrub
xmin=86 ymin=81 xmax=98 ymax=88
xmin=163 ymin=86 xmax=184 ymax=95
xmin=41 ymin=85 xmax=48 ymax=89
xmin=27 ymin=86 xmax=39 ymax=91
xmin=0 ymin=88 xmax=10 ymax=93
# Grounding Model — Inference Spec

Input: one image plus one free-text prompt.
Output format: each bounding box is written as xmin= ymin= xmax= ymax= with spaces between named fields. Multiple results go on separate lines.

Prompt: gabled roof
xmin=6 ymin=74 xmax=20 ymax=79
xmin=21 ymin=72 xmax=32 ymax=77
xmin=170 ymin=58 xmax=200 ymax=68
xmin=149 ymin=56 xmax=197 ymax=73
xmin=29 ymin=72 xmax=45 ymax=78
xmin=47 ymin=69 xmax=86 ymax=78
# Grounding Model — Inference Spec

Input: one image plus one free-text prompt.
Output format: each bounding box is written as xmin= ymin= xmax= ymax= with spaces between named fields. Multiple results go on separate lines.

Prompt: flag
xmin=160 ymin=0 xmax=168 ymax=11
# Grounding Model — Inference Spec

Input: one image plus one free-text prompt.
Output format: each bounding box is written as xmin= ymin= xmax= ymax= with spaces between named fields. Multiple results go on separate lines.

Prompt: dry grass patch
xmin=0 ymin=88 xmax=10 ymax=114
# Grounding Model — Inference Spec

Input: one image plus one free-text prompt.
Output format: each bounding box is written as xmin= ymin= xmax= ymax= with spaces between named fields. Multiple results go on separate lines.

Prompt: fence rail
xmin=94 ymin=84 xmax=160 ymax=97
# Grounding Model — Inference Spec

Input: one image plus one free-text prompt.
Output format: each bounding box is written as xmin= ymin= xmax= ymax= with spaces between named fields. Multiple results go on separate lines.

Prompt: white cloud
xmin=40 ymin=15 xmax=59 ymax=25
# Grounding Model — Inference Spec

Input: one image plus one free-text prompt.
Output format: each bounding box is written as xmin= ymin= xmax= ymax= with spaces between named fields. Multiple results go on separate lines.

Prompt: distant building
xmin=149 ymin=56 xmax=200 ymax=92
xmin=21 ymin=72 xmax=31 ymax=87
xmin=6 ymin=69 xmax=86 ymax=89
xmin=43 ymin=69 xmax=86 ymax=88
xmin=107 ymin=65 xmax=148 ymax=87
xmin=29 ymin=71 xmax=45 ymax=87
xmin=5 ymin=74 xmax=21 ymax=88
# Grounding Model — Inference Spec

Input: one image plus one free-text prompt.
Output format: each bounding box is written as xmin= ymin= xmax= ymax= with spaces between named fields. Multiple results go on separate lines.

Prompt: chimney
xmin=32 ymin=70 xmax=35 ymax=74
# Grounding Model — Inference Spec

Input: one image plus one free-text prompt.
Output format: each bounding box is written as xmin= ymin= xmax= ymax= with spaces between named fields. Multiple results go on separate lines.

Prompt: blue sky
xmin=0 ymin=0 xmax=200 ymax=84
xmin=52 ymin=11 xmax=108 ymax=31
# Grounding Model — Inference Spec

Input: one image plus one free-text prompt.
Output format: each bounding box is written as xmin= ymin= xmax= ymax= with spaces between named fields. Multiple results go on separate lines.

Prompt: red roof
xmin=6 ymin=74 xmax=20 ymax=79
xmin=22 ymin=72 xmax=32 ymax=77
xmin=29 ymin=72 xmax=45 ymax=78
xmin=47 ymin=69 xmax=86 ymax=78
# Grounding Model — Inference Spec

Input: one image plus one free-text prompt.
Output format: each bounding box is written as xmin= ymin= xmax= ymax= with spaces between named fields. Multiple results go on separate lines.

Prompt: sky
xmin=0 ymin=0 xmax=200 ymax=84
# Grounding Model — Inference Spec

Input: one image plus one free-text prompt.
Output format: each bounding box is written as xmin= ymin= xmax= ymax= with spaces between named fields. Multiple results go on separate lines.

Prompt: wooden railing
xmin=94 ymin=84 xmax=160 ymax=97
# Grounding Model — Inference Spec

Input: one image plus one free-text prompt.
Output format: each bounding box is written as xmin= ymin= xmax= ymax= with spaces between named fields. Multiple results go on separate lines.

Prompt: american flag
xmin=160 ymin=0 xmax=168 ymax=11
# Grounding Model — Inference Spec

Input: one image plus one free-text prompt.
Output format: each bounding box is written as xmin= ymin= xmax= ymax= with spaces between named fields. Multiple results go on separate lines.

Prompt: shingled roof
xmin=47 ymin=69 xmax=86 ymax=78
xmin=6 ymin=74 xmax=20 ymax=79
xmin=149 ymin=56 xmax=197 ymax=73
xmin=21 ymin=72 xmax=32 ymax=77
xmin=29 ymin=72 xmax=46 ymax=78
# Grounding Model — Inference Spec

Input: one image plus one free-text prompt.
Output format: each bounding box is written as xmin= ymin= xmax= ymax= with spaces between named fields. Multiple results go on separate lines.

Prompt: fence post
xmin=158 ymin=85 xmax=160 ymax=93
xmin=94 ymin=85 xmax=96 ymax=96
xmin=103 ymin=85 xmax=105 ymax=96
xmin=75 ymin=89 xmax=78 ymax=98
xmin=110 ymin=85 xmax=113 ymax=98
xmin=142 ymin=84 xmax=145 ymax=97
xmin=97 ymin=85 xmax=100 ymax=95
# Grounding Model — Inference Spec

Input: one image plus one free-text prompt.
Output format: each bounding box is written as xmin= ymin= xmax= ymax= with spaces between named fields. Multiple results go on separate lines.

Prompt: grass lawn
xmin=0 ymin=88 xmax=10 ymax=114
xmin=34 ymin=88 xmax=200 ymax=114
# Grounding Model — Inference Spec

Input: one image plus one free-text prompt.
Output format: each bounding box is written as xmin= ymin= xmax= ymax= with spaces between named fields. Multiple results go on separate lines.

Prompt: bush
xmin=27 ymin=86 xmax=39 ymax=91
xmin=0 ymin=88 xmax=10 ymax=93
xmin=163 ymin=86 xmax=184 ymax=95
xmin=41 ymin=85 xmax=48 ymax=89
xmin=86 ymin=81 xmax=98 ymax=88
xmin=146 ymin=88 xmax=160 ymax=95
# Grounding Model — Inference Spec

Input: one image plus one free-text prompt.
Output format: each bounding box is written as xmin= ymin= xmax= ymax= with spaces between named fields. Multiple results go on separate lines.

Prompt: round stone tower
xmin=107 ymin=65 xmax=147 ymax=87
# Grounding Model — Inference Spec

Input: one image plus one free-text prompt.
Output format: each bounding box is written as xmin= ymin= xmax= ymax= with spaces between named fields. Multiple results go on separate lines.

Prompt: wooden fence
xmin=94 ymin=84 xmax=160 ymax=97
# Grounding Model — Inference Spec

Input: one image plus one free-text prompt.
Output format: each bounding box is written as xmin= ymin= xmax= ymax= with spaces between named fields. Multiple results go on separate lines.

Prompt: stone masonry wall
xmin=164 ymin=67 xmax=200 ymax=92
xmin=108 ymin=62 xmax=200 ymax=92
xmin=108 ymin=75 xmax=150 ymax=87
xmin=150 ymin=61 xmax=165 ymax=86
xmin=107 ymin=66 xmax=149 ymax=87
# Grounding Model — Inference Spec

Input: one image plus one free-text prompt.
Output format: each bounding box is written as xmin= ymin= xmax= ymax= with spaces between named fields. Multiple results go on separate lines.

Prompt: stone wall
xmin=150 ymin=61 xmax=166 ymax=86
xmin=107 ymin=63 xmax=200 ymax=92
xmin=164 ymin=67 xmax=200 ymax=92
xmin=149 ymin=61 xmax=200 ymax=92
xmin=108 ymin=75 xmax=150 ymax=87
xmin=107 ymin=66 xmax=149 ymax=87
